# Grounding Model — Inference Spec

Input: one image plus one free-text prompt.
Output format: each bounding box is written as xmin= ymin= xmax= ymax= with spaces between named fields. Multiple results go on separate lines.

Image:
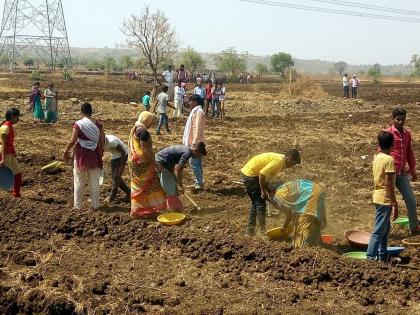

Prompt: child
xmin=142 ymin=91 xmax=151 ymax=111
xmin=240 ymin=149 xmax=301 ymax=236
xmin=367 ymin=131 xmax=398 ymax=262
xmin=386 ymin=107 xmax=420 ymax=234
xmin=152 ymin=86 xmax=175 ymax=135
xmin=0 ymin=108 xmax=22 ymax=197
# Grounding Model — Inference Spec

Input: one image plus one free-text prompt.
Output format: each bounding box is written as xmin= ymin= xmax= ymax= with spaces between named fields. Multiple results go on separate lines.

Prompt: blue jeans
xmin=156 ymin=113 xmax=170 ymax=134
xmin=190 ymin=157 xmax=203 ymax=186
xmin=211 ymin=99 xmax=220 ymax=117
xmin=366 ymin=204 xmax=391 ymax=261
xmin=396 ymin=174 xmax=419 ymax=230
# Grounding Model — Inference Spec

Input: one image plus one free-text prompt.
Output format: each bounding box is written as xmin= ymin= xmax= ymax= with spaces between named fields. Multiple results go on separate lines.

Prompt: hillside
xmin=70 ymin=47 xmax=414 ymax=75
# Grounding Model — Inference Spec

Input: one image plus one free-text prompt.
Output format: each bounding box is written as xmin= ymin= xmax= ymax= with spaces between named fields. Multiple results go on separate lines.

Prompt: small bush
xmin=30 ymin=70 xmax=42 ymax=81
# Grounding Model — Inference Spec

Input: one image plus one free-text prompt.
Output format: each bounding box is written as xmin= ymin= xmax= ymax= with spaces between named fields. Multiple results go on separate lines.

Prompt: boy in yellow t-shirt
xmin=240 ymin=149 xmax=301 ymax=236
xmin=367 ymin=131 xmax=398 ymax=262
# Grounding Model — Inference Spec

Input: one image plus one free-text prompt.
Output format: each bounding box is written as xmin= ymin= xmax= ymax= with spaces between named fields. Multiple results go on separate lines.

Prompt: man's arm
xmin=259 ymin=173 xmax=269 ymax=200
xmin=407 ymin=134 xmax=417 ymax=180
xmin=192 ymin=112 xmax=204 ymax=145
xmin=385 ymin=172 xmax=398 ymax=220
xmin=0 ymin=133 xmax=7 ymax=165
xmin=62 ymin=128 xmax=79 ymax=161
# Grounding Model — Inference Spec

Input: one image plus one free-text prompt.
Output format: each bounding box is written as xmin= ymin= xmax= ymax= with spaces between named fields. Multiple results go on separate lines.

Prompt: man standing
xmin=177 ymin=64 xmax=189 ymax=83
xmin=104 ymin=134 xmax=130 ymax=202
xmin=193 ymin=78 xmax=206 ymax=109
xmin=350 ymin=74 xmax=360 ymax=98
xmin=386 ymin=107 xmax=420 ymax=234
xmin=162 ymin=65 xmax=174 ymax=100
xmin=342 ymin=73 xmax=349 ymax=98
xmin=183 ymin=94 xmax=206 ymax=191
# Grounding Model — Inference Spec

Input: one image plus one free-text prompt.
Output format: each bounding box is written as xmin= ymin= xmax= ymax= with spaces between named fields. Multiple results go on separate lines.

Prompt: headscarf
xmin=135 ymin=111 xmax=155 ymax=129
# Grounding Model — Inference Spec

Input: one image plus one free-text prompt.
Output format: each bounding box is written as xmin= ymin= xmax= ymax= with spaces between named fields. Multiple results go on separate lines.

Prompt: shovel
xmin=183 ymin=192 xmax=201 ymax=211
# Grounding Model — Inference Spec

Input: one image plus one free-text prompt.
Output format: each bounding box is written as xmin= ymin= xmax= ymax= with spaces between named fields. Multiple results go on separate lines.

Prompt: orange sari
xmin=129 ymin=127 xmax=166 ymax=218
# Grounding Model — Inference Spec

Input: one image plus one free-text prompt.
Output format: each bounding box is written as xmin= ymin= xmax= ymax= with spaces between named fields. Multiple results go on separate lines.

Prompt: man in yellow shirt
xmin=367 ymin=131 xmax=398 ymax=262
xmin=240 ymin=149 xmax=301 ymax=236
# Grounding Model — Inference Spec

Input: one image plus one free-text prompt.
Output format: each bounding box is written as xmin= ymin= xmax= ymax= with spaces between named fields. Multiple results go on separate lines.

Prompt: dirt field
xmin=0 ymin=74 xmax=419 ymax=314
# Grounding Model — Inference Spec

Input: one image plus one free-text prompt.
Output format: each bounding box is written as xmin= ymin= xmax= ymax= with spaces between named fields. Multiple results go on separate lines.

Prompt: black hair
xmin=81 ymin=102 xmax=93 ymax=116
xmin=144 ymin=90 xmax=150 ymax=95
xmin=5 ymin=108 xmax=20 ymax=121
xmin=34 ymin=81 xmax=40 ymax=86
xmin=162 ymin=85 xmax=168 ymax=92
xmin=285 ymin=149 xmax=301 ymax=164
xmin=392 ymin=107 xmax=407 ymax=118
xmin=344 ymin=73 xmax=348 ymax=77
xmin=193 ymin=142 xmax=207 ymax=156
xmin=177 ymin=79 xmax=183 ymax=85
xmin=377 ymin=131 xmax=394 ymax=150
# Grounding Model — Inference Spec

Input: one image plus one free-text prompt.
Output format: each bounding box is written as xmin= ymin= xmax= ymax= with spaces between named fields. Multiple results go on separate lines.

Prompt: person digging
xmin=240 ymin=150 xmax=301 ymax=236
xmin=268 ymin=179 xmax=327 ymax=248
xmin=155 ymin=143 xmax=207 ymax=194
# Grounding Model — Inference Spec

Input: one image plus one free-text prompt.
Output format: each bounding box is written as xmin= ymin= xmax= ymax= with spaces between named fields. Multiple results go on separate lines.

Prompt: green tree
xmin=411 ymin=54 xmax=420 ymax=76
xmin=213 ymin=47 xmax=247 ymax=78
xmin=271 ymin=52 xmax=294 ymax=79
xmin=121 ymin=55 xmax=134 ymax=72
xmin=24 ymin=58 xmax=34 ymax=69
xmin=368 ymin=63 xmax=381 ymax=83
xmin=0 ymin=55 xmax=9 ymax=68
xmin=103 ymin=56 xmax=116 ymax=73
xmin=255 ymin=63 xmax=269 ymax=75
xmin=334 ymin=61 xmax=347 ymax=75
xmin=122 ymin=6 xmax=178 ymax=82
xmin=180 ymin=47 xmax=205 ymax=75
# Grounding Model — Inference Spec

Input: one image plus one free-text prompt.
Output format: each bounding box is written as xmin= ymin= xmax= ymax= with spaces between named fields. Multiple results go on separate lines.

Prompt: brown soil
xmin=0 ymin=74 xmax=419 ymax=314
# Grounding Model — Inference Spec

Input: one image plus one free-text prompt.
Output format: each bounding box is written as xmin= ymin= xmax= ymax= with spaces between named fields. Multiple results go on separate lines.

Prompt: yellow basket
xmin=265 ymin=226 xmax=292 ymax=241
xmin=41 ymin=161 xmax=62 ymax=173
xmin=157 ymin=212 xmax=186 ymax=226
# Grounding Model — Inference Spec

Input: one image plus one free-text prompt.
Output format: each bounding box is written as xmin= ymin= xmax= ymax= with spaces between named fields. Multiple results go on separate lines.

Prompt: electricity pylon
xmin=0 ymin=0 xmax=71 ymax=71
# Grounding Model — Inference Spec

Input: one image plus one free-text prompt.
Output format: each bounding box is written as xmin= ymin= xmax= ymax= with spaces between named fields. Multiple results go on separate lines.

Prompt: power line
xmin=240 ymin=0 xmax=420 ymax=23
xmin=308 ymin=0 xmax=420 ymax=16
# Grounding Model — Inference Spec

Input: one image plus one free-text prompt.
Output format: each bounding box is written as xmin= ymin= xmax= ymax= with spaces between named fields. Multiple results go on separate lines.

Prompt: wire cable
xmin=308 ymin=0 xmax=420 ymax=16
xmin=240 ymin=0 xmax=420 ymax=23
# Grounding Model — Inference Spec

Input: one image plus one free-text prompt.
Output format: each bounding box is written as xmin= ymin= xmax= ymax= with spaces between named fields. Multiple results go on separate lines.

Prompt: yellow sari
xmin=129 ymin=124 xmax=166 ymax=218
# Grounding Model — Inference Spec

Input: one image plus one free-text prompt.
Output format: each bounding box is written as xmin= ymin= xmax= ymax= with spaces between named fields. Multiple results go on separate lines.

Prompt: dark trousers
xmin=351 ymin=87 xmax=358 ymax=98
xmin=110 ymin=156 xmax=130 ymax=200
xmin=343 ymin=86 xmax=349 ymax=98
xmin=241 ymin=172 xmax=266 ymax=235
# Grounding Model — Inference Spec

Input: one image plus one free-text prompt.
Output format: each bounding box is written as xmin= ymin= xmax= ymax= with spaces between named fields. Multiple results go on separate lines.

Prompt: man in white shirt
xmin=162 ymin=65 xmax=174 ymax=100
xmin=342 ymin=73 xmax=349 ymax=98
xmin=193 ymin=78 xmax=206 ymax=108
xmin=173 ymin=80 xmax=185 ymax=118
xmin=104 ymin=135 xmax=130 ymax=202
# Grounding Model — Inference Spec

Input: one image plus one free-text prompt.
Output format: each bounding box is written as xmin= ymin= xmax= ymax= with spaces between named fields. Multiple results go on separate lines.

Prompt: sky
xmin=61 ymin=0 xmax=419 ymax=65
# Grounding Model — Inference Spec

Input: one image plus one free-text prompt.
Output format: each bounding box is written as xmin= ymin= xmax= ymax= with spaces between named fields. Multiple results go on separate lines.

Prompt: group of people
xmin=238 ymin=107 xmax=420 ymax=260
xmin=29 ymin=82 xmax=58 ymax=123
xmin=342 ymin=73 xmax=360 ymax=98
xmin=1 ymin=79 xmax=419 ymax=256
xmin=58 ymin=87 xmax=207 ymax=218
xmin=142 ymin=73 xmax=227 ymax=133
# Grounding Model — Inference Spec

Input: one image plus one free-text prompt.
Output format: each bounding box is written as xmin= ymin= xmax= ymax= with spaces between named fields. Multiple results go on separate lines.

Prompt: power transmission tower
xmin=0 ymin=0 xmax=71 ymax=72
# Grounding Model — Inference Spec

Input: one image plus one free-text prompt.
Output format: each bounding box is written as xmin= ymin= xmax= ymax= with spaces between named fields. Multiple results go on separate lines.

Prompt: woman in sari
xmin=269 ymin=179 xmax=327 ymax=248
xmin=129 ymin=111 xmax=167 ymax=218
xmin=44 ymin=83 xmax=58 ymax=123
xmin=30 ymin=82 xmax=44 ymax=123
